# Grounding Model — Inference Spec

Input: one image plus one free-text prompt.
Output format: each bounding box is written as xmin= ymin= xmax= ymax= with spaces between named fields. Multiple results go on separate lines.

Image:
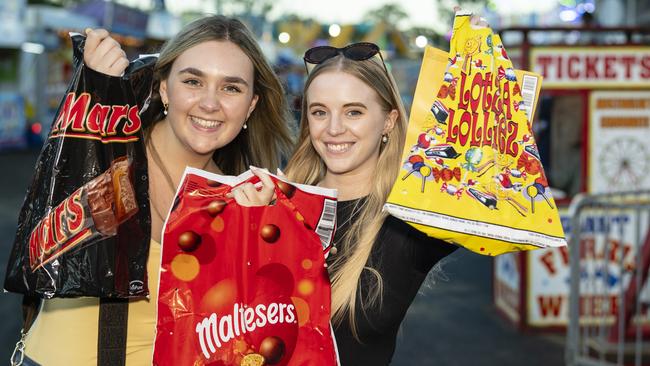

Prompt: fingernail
xmin=85 ymin=28 xmax=92 ymax=35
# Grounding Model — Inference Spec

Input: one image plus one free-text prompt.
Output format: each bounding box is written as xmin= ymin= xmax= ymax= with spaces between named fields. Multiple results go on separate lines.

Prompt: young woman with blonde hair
xmin=285 ymin=43 xmax=458 ymax=365
xmin=19 ymin=15 xmax=290 ymax=365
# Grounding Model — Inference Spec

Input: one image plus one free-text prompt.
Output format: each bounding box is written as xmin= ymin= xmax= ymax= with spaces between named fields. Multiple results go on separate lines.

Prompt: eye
xmin=346 ymin=109 xmax=363 ymax=117
xmin=182 ymin=79 xmax=201 ymax=86
xmin=310 ymin=109 xmax=326 ymax=117
xmin=223 ymin=85 xmax=243 ymax=93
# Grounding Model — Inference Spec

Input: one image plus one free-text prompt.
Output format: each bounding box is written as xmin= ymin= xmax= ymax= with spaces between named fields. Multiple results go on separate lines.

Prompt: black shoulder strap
xmin=97 ymin=298 xmax=129 ymax=366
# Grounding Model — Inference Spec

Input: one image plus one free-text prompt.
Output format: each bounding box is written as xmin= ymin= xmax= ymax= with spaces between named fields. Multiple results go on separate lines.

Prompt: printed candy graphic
xmin=154 ymin=168 xmax=339 ymax=366
xmin=385 ymin=11 xmax=566 ymax=255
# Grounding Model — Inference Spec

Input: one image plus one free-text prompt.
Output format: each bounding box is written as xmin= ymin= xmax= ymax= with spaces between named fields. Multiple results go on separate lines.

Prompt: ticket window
xmin=536 ymin=92 xmax=586 ymax=200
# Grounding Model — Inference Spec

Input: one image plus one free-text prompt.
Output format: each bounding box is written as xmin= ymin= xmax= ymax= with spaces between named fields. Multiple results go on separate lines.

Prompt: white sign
xmin=527 ymin=209 xmax=650 ymax=326
xmin=588 ymin=91 xmax=650 ymax=194
xmin=530 ymin=47 xmax=650 ymax=88
xmin=494 ymin=252 xmax=521 ymax=323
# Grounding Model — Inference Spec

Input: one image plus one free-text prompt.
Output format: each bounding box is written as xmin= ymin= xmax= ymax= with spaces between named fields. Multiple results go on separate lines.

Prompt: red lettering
xmin=106 ymin=105 xmax=129 ymax=135
xmin=52 ymin=93 xmax=74 ymax=133
xmin=482 ymin=111 xmax=494 ymax=147
xmin=66 ymin=190 xmax=84 ymax=234
xmin=641 ymin=56 xmax=650 ymax=78
xmin=620 ymin=56 xmax=636 ymax=78
xmin=581 ymin=238 xmax=596 ymax=259
xmin=86 ymin=104 xmax=110 ymax=134
xmin=40 ymin=214 xmax=56 ymax=257
xmin=123 ymin=106 xmax=142 ymax=135
xmin=29 ymin=228 xmax=40 ymax=269
xmin=470 ymin=112 xmax=483 ymax=147
xmin=608 ymin=239 xmax=621 ymax=263
xmin=502 ymin=82 xmax=512 ymax=120
xmin=506 ymin=121 xmax=519 ymax=157
xmin=53 ymin=203 xmax=67 ymax=244
xmin=540 ymin=250 xmax=556 ymax=275
xmin=585 ymin=56 xmax=599 ymax=79
xmin=446 ymin=108 xmax=458 ymax=144
xmin=567 ymin=55 xmax=580 ymax=79
xmin=469 ymin=73 xmax=483 ymax=113
xmin=604 ymin=55 xmax=616 ymax=79
xmin=559 ymin=245 xmax=569 ymax=266
xmin=458 ymin=72 xmax=470 ymax=111
xmin=481 ymin=73 xmax=493 ymax=111
xmin=538 ymin=296 xmax=563 ymax=317
xmin=497 ymin=116 xmax=508 ymax=154
xmin=69 ymin=93 xmax=91 ymax=131
xmin=458 ymin=111 xmax=472 ymax=147
xmin=556 ymin=55 xmax=564 ymax=79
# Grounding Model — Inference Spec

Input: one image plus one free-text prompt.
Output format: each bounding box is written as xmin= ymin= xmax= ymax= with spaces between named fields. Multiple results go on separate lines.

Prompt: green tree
xmin=437 ymin=0 xmax=492 ymax=30
xmin=364 ymin=3 xmax=409 ymax=26
xmin=217 ymin=0 xmax=275 ymax=19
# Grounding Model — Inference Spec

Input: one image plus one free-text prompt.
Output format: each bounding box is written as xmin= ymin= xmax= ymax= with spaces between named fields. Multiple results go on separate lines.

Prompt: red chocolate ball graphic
xmin=207 ymin=200 xmax=227 ymax=216
xmin=260 ymin=224 xmax=280 ymax=243
xmin=259 ymin=336 xmax=285 ymax=364
xmin=178 ymin=231 xmax=201 ymax=252
xmin=276 ymin=181 xmax=296 ymax=198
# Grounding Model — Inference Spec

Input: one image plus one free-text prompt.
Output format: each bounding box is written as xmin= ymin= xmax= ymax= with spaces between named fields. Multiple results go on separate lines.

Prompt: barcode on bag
xmin=315 ymin=199 xmax=337 ymax=250
xmin=521 ymin=74 xmax=538 ymax=121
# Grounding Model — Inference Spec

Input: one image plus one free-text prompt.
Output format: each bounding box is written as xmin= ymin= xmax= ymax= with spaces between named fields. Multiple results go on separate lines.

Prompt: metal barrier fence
xmin=566 ymin=192 xmax=650 ymax=366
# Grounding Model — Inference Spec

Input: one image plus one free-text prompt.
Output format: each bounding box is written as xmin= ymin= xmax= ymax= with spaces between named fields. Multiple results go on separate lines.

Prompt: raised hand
xmin=83 ymin=28 xmax=129 ymax=76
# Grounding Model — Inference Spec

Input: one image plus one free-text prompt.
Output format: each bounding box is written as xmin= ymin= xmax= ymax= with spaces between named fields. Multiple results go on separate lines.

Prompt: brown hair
xmin=147 ymin=15 xmax=293 ymax=174
xmin=284 ymin=55 xmax=408 ymax=337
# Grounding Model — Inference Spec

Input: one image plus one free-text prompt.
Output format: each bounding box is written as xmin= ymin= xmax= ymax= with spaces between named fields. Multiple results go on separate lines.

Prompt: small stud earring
xmin=243 ymin=123 xmax=248 ymax=130
xmin=163 ymin=103 xmax=168 ymax=116
xmin=382 ymin=134 xmax=388 ymax=143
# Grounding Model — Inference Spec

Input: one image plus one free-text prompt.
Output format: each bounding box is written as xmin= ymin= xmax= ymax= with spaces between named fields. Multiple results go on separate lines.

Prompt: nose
xmin=326 ymin=114 xmax=345 ymax=136
xmin=198 ymin=88 xmax=221 ymax=113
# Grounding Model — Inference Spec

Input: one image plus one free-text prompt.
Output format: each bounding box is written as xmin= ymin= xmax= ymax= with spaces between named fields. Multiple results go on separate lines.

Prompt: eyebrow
xmin=178 ymin=67 xmax=250 ymax=87
xmin=343 ymin=102 xmax=367 ymax=109
xmin=308 ymin=102 xmax=367 ymax=109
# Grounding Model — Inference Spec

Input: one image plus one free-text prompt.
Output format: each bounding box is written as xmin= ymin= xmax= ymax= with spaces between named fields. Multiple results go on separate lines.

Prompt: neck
xmin=150 ymin=121 xmax=220 ymax=187
xmin=320 ymin=167 xmax=374 ymax=201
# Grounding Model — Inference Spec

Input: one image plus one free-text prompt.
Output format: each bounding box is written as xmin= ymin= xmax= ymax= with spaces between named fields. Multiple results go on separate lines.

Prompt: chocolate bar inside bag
xmin=4 ymin=34 xmax=156 ymax=298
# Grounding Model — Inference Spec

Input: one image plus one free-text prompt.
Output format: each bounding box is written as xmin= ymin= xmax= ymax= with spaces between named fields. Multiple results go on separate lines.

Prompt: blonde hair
xmin=146 ymin=15 xmax=293 ymax=174
xmin=284 ymin=55 xmax=408 ymax=337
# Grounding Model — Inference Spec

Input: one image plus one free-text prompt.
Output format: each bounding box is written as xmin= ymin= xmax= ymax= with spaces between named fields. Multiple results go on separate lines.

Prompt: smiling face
xmin=159 ymin=40 xmax=258 ymax=156
xmin=306 ymin=70 xmax=396 ymax=180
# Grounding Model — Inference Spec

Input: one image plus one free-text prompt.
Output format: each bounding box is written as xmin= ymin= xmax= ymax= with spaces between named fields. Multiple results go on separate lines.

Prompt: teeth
xmin=191 ymin=116 xmax=221 ymax=129
xmin=327 ymin=143 xmax=352 ymax=153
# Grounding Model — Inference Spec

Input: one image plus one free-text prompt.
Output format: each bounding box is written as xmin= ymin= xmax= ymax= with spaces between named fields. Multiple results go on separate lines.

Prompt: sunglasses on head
xmin=303 ymin=42 xmax=388 ymax=74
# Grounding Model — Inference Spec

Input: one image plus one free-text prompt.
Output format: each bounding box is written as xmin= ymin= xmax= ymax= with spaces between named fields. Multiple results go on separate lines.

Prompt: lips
xmin=190 ymin=116 xmax=222 ymax=130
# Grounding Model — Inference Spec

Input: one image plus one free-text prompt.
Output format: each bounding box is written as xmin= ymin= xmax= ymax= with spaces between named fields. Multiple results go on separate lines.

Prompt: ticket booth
xmin=492 ymin=26 xmax=650 ymax=331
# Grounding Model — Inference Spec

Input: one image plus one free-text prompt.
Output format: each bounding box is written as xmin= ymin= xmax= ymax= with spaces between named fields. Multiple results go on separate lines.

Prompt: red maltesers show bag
xmin=153 ymin=168 xmax=340 ymax=366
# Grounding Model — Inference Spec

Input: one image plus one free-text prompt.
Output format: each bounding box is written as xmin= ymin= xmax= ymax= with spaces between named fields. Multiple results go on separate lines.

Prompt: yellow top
xmin=24 ymin=240 xmax=161 ymax=366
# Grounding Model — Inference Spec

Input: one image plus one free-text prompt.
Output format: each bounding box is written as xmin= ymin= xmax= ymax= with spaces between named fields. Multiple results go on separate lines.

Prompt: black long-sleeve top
xmin=328 ymin=198 xmax=458 ymax=365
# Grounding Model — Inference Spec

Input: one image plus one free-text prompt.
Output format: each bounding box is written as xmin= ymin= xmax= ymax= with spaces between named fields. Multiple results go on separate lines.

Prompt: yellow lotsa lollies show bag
xmin=384 ymin=11 xmax=566 ymax=255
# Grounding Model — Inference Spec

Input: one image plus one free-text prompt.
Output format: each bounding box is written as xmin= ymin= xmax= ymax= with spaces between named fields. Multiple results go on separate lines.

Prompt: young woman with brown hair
xmin=20 ymin=15 xmax=291 ymax=365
